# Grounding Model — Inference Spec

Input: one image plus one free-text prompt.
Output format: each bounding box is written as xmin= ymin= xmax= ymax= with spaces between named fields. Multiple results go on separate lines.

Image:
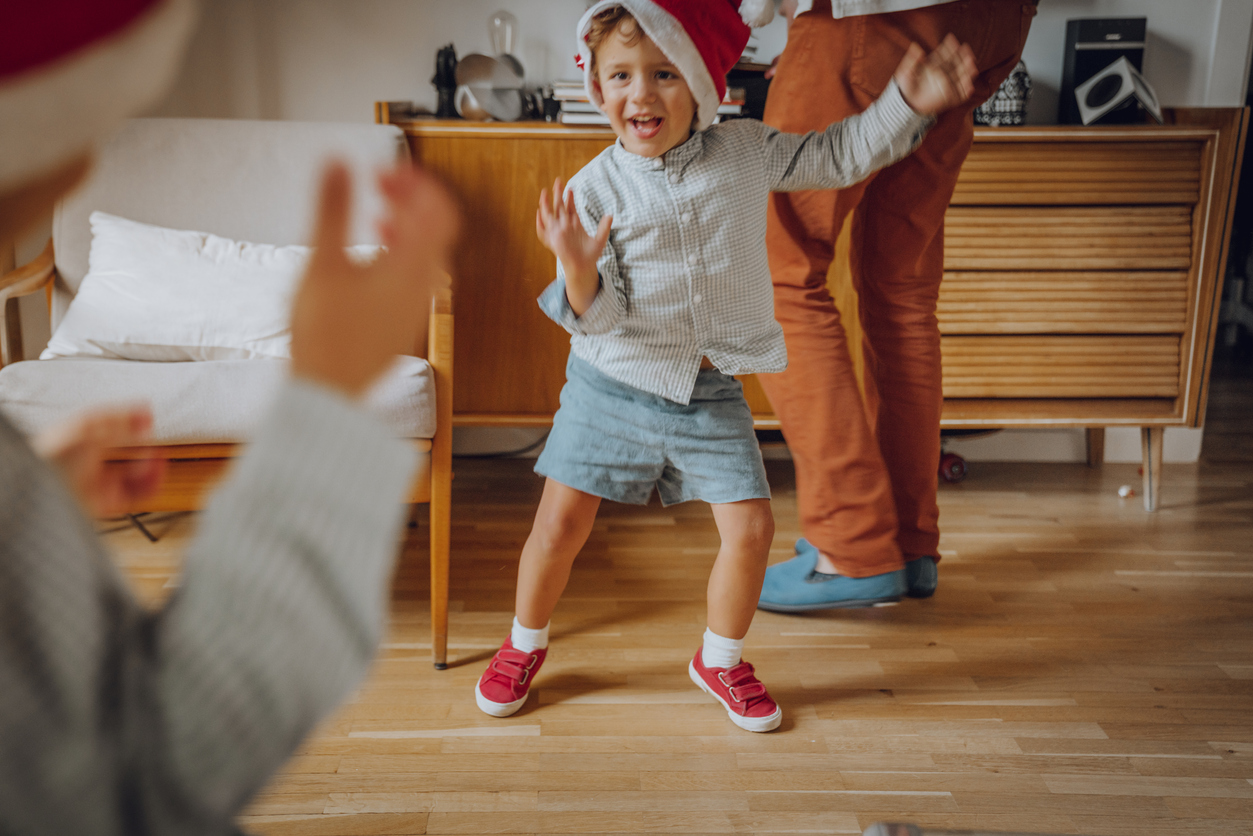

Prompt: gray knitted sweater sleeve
xmin=0 ymin=378 xmax=416 ymax=835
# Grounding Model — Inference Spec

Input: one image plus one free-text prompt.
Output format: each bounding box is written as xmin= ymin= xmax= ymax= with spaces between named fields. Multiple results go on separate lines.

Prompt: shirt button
xmin=669 ymin=173 xmax=679 ymax=184
xmin=687 ymin=253 xmax=699 ymax=265
xmin=681 ymin=212 xmax=692 ymax=223
xmin=693 ymin=293 xmax=703 ymax=304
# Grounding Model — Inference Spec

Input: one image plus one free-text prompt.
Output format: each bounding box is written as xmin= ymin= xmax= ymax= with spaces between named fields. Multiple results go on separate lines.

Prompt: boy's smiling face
xmin=593 ymin=21 xmax=697 ymax=158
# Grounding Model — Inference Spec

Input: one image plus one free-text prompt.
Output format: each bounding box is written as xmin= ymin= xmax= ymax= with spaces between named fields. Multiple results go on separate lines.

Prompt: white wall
xmin=153 ymin=0 xmax=790 ymax=122
xmin=1020 ymin=0 xmax=1253 ymax=124
xmin=153 ymin=0 xmax=1251 ymax=125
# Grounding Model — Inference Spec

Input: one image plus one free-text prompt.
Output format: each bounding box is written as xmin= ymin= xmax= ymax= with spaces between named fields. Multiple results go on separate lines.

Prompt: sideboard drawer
xmin=944 ymin=206 xmax=1193 ymax=271
xmin=938 ymin=270 xmax=1189 ymax=334
xmin=951 ymin=141 xmax=1203 ymax=205
xmin=941 ymin=335 xmax=1181 ymax=398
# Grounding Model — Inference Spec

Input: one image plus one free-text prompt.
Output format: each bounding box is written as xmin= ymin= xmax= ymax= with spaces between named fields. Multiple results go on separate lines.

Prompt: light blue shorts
xmin=535 ymin=355 xmax=771 ymax=506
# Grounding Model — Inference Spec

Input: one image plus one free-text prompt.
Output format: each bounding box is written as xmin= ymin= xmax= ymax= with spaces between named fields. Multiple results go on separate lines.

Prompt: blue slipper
xmin=757 ymin=539 xmax=906 ymax=612
xmin=905 ymin=556 xmax=938 ymax=598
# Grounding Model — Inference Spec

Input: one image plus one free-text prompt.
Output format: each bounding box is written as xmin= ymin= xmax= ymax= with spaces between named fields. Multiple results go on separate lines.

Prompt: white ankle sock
xmin=701 ymin=628 xmax=743 ymax=669
xmin=510 ymin=617 xmax=549 ymax=653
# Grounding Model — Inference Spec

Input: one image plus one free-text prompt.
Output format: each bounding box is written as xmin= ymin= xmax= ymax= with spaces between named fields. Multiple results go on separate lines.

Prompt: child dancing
xmin=475 ymin=0 xmax=975 ymax=731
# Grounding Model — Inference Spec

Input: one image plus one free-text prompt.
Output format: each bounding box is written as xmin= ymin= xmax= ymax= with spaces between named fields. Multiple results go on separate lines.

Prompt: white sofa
xmin=0 ymin=117 xmax=454 ymax=668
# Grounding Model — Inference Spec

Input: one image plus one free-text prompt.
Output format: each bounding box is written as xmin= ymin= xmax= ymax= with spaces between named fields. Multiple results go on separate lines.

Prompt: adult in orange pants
xmin=757 ymin=0 xmax=1037 ymax=611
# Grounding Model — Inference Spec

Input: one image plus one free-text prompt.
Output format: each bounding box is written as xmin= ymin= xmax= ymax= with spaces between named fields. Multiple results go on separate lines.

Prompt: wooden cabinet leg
xmin=1140 ymin=427 xmax=1163 ymax=512
xmin=1086 ymin=428 xmax=1105 ymax=468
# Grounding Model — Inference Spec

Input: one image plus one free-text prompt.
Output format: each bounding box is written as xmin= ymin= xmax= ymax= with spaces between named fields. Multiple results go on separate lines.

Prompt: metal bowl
xmin=455 ymin=52 xmax=523 ymax=89
xmin=454 ymin=53 xmax=525 ymax=122
xmin=454 ymin=85 xmax=524 ymax=121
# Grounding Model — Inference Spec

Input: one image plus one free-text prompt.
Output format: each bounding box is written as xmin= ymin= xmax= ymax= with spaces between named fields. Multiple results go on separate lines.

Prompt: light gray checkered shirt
xmin=539 ymin=80 xmax=931 ymax=405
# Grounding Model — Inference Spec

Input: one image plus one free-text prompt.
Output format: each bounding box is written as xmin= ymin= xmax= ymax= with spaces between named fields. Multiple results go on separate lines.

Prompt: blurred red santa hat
xmin=0 ymin=0 xmax=198 ymax=192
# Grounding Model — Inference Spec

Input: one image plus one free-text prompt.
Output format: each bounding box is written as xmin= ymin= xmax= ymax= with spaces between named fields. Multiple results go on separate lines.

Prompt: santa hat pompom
xmin=739 ymin=0 xmax=776 ymax=27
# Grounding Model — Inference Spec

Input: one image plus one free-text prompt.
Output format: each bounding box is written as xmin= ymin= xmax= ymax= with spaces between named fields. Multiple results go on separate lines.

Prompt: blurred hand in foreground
xmin=32 ymin=405 xmax=165 ymax=517
xmin=894 ymin=33 xmax=978 ymax=116
xmin=290 ymin=162 xmax=460 ymax=398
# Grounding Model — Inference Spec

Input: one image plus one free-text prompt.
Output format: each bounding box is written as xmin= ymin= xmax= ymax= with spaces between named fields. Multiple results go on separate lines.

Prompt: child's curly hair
xmin=585 ymin=6 xmax=645 ymax=78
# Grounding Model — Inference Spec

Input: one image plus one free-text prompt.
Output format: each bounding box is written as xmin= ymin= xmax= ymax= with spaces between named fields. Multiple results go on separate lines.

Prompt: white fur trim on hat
xmin=739 ymin=0 xmax=777 ymax=27
xmin=0 ymin=0 xmax=198 ymax=193
xmin=577 ymin=0 xmax=722 ymax=131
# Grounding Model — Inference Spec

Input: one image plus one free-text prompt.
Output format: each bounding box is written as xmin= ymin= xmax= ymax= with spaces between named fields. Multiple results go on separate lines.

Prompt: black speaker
xmin=1059 ymin=17 xmax=1147 ymax=125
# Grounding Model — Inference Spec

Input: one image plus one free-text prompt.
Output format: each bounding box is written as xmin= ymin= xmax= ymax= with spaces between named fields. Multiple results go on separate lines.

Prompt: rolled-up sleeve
xmin=761 ymin=80 xmax=934 ymax=193
xmin=537 ymin=206 xmax=627 ymax=336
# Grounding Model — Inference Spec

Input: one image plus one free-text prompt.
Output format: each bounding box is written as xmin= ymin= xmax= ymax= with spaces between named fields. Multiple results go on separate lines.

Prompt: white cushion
xmin=42 ymin=212 xmax=381 ymax=362
xmin=0 ymin=356 xmax=436 ymax=443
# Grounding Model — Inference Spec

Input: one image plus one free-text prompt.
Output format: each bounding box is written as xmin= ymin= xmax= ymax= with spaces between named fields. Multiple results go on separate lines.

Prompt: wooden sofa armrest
xmin=428 ymin=284 xmax=452 ymax=422
xmin=1 ymin=238 xmax=55 ymax=367
xmin=427 ymin=284 xmax=453 ymax=473
xmin=0 ymin=238 xmax=55 ymax=302
xmin=426 ymin=283 xmax=454 ymax=668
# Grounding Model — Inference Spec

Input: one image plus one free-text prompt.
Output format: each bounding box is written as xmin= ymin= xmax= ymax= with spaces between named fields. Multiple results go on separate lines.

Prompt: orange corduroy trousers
xmin=759 ymin=0 xmax=1036 ymax=577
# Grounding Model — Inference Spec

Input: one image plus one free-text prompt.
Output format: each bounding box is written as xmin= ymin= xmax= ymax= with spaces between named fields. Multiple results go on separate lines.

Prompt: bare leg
xmin=514 ymin=478 xmax=602 ymax=629
xmin=707 ymin=499 xmax=775 ymax=640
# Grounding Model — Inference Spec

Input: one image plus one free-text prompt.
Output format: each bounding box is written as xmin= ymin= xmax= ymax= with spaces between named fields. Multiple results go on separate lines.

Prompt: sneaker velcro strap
xmin=721 ymin=663 xmax=767 ymax=703
xmin=723 ymin=662 xmax=757 ymax=685
xmin=490 ymin=649 xmax=539 ymax=683
xmin=728 ymin=680 xmax=767 ymax=702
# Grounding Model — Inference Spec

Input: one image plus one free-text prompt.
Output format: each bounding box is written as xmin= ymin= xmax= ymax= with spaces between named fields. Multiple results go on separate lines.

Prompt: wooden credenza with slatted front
xmin=932 ymin=108 xmax=1246 ymax=509
xmin=383 ymin=107 xmax=1247 ymax=510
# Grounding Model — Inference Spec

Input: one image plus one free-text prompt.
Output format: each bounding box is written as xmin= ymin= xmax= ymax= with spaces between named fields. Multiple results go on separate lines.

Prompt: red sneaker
xmin=475 ymin=637 xmax=547 ymax=717
xmin=688 ymin=647 xmax=782 ymax=732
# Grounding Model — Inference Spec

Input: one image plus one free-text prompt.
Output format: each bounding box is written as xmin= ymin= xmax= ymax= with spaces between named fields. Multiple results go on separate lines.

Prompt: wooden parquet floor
xmin=105 ymin=379 xmax=1253 ymax=836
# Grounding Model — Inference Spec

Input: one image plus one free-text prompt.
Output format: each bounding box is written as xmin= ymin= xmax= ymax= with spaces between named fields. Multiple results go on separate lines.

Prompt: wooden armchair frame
xmin=0 ymin=241 xmax=455 ymax=669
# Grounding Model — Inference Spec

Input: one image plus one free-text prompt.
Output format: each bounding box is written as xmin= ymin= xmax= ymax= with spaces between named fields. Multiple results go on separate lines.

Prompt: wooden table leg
xmin=1140 ymin=427 xmax=1163 ymax=512
xmin=1086 ymin=428 xmax=1105 ymax=468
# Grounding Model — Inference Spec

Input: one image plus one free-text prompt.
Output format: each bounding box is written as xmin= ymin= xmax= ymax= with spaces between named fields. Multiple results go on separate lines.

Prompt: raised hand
xmin=290 ymin=161 xmax=460 ymax=397
xmin=536 ymin=177 xmax=611 ymax=316
xmin=894 ymin=34 xmax=978 ymax=116
xmin=32 ymin=405 xmax=166 ymax=517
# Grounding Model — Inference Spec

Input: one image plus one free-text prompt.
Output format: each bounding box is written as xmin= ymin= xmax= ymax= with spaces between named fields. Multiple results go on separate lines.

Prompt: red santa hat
xmin=0 ymin=0 xmax=197 ymax=192
xmin=576 ymin=0 xmax=776 ymax=131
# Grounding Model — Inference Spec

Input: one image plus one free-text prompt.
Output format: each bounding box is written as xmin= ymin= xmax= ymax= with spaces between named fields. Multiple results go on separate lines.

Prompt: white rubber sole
xmin=475 ymin=680 xmax=528 ymax=717
xmin=688 ymin=661 xmax=782 ymax=733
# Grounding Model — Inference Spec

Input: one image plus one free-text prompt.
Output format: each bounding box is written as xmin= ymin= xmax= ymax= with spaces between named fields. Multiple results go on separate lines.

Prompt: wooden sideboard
xmin=381 ymin=108 xmax=1248 ymax=509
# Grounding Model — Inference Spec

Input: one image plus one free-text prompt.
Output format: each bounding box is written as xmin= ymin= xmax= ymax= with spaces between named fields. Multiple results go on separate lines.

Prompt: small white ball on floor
xmin=1118 ymin=484 xmax=1135 ymax=498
